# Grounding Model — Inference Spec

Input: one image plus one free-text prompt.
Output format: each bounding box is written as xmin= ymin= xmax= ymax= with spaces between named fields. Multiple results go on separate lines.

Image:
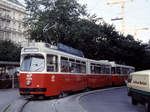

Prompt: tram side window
xmin=61 ymin=57 xmax=69 ymax=72
xmin=76 ymin=60 xmax=81 ymax=73
xmin=130 ymin=68 xmax=135 ymax=73
xmin=47 ymin=55 xmax=58 ymax=72
xmin=105 ymin=66 xmax=110 ymax=74
xmin=69 ymin=59 xmax=76 ymax=73
xmin=81 ymin=61 xmax=86 ymax=73
xmin=101 ymin=66 xmax=105 ymax=74
xmin=91 ymin=64 xmax=95 ymax=74
xmin=116 ymin=67 xmax=121 ymax=74
xmin=111 ymin=67 xmax=116 ymax=74
xmin=69 ymin=59 xmax=86 ymax=73
xmin=122 ymin=68 xmax=125 ymax=74
xmin=95 ymin=64 xmax=101 ymax=74
xmin=90 ymin=63 xmax=101 ymax=74
xmin=122 ymin=68 xmax=128 ymax=75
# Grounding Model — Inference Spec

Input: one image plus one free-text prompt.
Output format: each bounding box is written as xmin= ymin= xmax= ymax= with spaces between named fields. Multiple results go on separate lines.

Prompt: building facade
xmin=0 ymin=0 xmax=28 ymax=47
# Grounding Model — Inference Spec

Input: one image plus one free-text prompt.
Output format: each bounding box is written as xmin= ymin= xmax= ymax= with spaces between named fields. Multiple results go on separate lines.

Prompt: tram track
xmin=19 ymin=100 xmax=30 ymax=112
xmin=51 ymin=100 xmax=59 ymax=112
xmin=18 ymin=96 xmax=34 ymax=112
xmin=18 ymin=96 xmax=59 ymax=112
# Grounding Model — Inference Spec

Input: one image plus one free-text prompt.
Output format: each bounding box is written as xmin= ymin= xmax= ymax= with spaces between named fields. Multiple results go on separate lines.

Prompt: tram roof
xmin=22 ymin=42 xmax=87 ymax=61
xmin=21 ymin=42 xmax=111 ymax=65
xmin=89 ymin=59 xmax=111 ymax=65
xmin=110 ymin=61 xmax=135 ymax=69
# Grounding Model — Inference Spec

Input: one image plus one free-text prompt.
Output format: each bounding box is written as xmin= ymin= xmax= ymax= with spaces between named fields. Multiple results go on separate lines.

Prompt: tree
xmin=25 ymin=0 xmax=87 ymax=44
xmin=0 ymin=40 xmax=21 ymax=62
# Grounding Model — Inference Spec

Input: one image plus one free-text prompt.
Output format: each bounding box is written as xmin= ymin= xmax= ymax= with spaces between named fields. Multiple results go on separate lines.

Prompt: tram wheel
xmin=58 ymin=92 xmax=68 ymax=98
xmin=145 ymin=102 xmax=150 ymax=112
xmin=131 ymin=97 xmax=138 ymax=105
xmin=85 ymin=87 xmax=90 ymax=92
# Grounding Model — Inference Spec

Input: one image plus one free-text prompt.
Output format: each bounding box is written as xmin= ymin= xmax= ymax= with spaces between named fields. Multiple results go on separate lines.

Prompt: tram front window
xmin=20 ymin=54 xmax=45 ymax=72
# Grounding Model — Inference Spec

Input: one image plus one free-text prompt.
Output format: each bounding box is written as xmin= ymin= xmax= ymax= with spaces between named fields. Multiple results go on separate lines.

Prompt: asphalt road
xmin=0 ymin=89 xmax=20 ymax=111
xmin=2 ymin=87 xmax=145 ymax=112
xmin=80 ymin=87 xmax=145 ymax=112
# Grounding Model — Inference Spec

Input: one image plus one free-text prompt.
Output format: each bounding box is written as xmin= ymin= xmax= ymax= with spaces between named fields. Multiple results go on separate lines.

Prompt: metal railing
xmin=0 ymin=77 xmax=19 ymax=89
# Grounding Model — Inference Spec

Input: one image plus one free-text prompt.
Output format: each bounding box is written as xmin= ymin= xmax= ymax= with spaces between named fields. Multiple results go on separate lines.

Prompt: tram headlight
xmin=26 ymin=81 xmax=31 ymax=86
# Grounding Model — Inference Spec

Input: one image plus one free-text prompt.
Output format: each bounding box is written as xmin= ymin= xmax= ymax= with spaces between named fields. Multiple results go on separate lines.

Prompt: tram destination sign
xmin=24 ymin=48 xmax=39 ymax=52
xmin=58 ymin=43 xmax=84 ymax=57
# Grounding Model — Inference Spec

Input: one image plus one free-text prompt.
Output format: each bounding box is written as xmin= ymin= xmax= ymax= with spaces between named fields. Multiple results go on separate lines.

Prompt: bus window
xmin=61 ymin=57 xmax=69 ymax=72
xmin=47 ymin=55 xmax=58 ymax=72
xmin=20 ymin=54 xmax=45 ymax=72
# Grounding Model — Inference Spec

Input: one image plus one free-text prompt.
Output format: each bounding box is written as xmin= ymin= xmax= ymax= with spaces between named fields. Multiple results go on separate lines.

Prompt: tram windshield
xmin=20 ymin=54 xmax=45 ymax=72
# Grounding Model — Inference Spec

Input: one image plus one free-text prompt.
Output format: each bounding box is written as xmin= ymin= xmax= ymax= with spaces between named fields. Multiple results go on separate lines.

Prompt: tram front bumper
xmin=19 ymin=88 xmax=46 ymax=95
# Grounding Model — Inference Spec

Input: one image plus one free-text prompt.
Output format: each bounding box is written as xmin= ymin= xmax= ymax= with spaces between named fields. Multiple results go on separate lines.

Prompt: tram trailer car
xmin=87 ymin=60 xmax=112 ymax=89
xmin=110 ymin=62 xmax=135 ymax=86
xmin=127 ymin=70 xmax=150 ymax=112
xmin=19 ymin=42 xmax=134 ymax=97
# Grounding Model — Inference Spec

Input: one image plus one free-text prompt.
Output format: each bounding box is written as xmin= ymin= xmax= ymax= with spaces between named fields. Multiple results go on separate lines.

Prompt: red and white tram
xmin=87 ymin=60 xmax=112 ymax=88
xmin=19 ymin=42 xmax=134 ymax=97
xmin=110 ymin=62 xmax=135 ymax=86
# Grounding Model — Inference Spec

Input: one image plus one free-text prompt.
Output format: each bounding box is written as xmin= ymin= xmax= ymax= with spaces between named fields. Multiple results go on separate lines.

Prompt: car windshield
xmin=20 ymin=54 xmax=45 ymax=72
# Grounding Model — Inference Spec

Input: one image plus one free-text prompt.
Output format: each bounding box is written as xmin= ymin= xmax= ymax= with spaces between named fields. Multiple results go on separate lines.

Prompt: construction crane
xmin=107 ymin=0 xmax=134 ymax=34
xmin=134 ymin=25 xmax=149 ymax=40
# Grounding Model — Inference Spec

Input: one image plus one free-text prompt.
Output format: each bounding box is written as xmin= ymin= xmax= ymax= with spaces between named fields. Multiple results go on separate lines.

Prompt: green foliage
xmin=0 ymin=40 xmax=21 ymax=62
xmin=25 ymin=0 xmax=150 ymax=71
xmin=25 ymin=0 xmax=87 ymax=43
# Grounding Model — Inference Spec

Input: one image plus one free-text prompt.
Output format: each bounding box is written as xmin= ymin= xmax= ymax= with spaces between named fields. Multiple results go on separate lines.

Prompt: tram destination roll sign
xmin=58 ymin=43 xmax=84 ymax=57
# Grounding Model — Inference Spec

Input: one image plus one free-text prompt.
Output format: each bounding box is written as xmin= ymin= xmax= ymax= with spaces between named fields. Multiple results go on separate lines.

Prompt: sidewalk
xmin=0 ymin=88 xmax=20 ymax=111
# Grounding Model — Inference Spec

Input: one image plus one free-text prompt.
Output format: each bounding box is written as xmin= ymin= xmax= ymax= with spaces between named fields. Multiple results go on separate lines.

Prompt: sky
xmin=19 ymin=0 xmax=150 ymax=43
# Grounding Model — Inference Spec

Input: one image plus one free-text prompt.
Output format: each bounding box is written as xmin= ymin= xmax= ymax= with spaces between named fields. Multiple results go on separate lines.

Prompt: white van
xmin=127 ymin=70 xmax=150 ymax=112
